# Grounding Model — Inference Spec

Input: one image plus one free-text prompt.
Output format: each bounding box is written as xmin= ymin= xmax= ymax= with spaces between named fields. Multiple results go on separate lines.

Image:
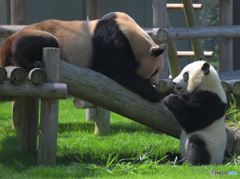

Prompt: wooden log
xmin=0 ymin=66 xmax=7 ymax=82
xmin=59 ymin=60 xmax=239 ymax=154
xmin=38 ymin=48 xmax=60 ymax=165
xmin=28 ymin=68 xmax=47 ymax=85
xmin=0 ymin=25 xmax=26 ymax=38
xmin=94 ymin=106 xmax=111 ymax=136
xmin=221 ymin=81 xmax=234 ymax=106
xmin=183 ymin=0 xmax=205 ymax=60
xmin=155 ymin=26 xmax=240 ymax=41
xmin=177 ymin=51 xmax=214 ymax=58
xmin=167 ymin=3 xmax=202 ymax=10
xmin=19 ymin=98 xmax=39 ymax=154
xmin=219 ymin=0 xmax=233 ymax=72
xmin=232 ymin=82 xmax=240 ymax=96
xmin=0 ymin=81 xmax=67 ymax=99
xmin=73 ymin=98 xmax=95 ymax=109
xmin=5 ymin=66 xmax=27 ymax=84
xmin=153 ymin=0 xmax=169 ymax=79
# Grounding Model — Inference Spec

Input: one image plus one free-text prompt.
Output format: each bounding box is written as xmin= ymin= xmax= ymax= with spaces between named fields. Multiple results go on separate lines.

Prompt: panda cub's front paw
xmin=163 ymin=94 xmax=181 ymax=109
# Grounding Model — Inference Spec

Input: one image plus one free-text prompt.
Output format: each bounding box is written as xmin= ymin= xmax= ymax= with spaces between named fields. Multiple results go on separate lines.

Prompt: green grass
xmin=0 ymin=98 xmax=239 ymax=178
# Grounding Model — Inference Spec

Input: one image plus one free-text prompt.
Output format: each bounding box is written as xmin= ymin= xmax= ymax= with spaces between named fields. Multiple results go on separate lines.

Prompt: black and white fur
xmin=164 ymin=61 xmax=227 ymax=165
xmin=0 ymin=12 xmax=165 ymax=102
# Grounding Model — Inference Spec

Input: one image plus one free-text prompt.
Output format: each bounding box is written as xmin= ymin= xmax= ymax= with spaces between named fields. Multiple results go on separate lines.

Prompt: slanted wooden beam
xmin=59 ymin=59 xmax=239 ymax=154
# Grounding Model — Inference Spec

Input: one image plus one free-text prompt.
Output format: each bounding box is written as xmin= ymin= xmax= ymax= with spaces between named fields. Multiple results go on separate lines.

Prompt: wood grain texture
xmin=0 ymin=81 xmax=67 ymax=99
xmin=38 ymin=48 xmax=60 ymax=165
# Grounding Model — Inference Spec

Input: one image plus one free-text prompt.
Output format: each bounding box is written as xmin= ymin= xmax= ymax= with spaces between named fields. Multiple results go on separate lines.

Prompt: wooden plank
xmin=0 ymin=81 xmax=67 ymax=99
xmin=167 ymin=3 xmax=202 ymax=10
xmin=59 ymin=60 xmax=239 ymax=154
xmin=219 ymin=0 xmax=233 ymax=72
xmin=38 ymin=48 xmax=60 ymax=165
xmin=153 ymin=0 xmax=169 ymax=79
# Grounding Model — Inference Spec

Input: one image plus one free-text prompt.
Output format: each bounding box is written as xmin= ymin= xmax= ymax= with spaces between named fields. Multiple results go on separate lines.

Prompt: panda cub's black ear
xmin=150 ymin=44 xmax=166 ymax=57
xmin=201 ymin=62 xmax=210 ymax=75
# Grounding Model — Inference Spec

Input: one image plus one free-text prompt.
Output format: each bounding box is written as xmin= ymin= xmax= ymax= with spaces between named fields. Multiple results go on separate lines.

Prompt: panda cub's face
xmin=173 ymin=61 xmax=214 ymax=95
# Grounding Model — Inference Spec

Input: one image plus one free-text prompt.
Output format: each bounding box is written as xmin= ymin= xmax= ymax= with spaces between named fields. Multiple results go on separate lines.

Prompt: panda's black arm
xmin=164 ymin=93 xmax=226 ymax=133
xmin=108 ymin=72 xmax=162 ymax=103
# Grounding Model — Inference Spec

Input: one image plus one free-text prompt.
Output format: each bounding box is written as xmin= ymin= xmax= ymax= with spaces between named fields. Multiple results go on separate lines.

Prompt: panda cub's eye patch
xmin=183 ymin=72 xmax=189 ymax=82
xmin=150 ymin=69 xmax=158 ymax=78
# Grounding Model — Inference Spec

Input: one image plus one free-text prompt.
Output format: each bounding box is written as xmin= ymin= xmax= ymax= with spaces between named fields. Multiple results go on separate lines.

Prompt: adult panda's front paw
xmin=163 ymin=94 xmax=181 ymax=109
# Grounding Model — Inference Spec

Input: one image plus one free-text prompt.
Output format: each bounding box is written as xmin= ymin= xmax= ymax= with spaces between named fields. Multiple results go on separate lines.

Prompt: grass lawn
xmin=0 ymin=98 xmax=239 ymax=178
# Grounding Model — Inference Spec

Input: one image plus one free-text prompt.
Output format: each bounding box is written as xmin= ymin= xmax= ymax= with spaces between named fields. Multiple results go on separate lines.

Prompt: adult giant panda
xmin=0 ymin=12 xmax=165 ymax=102
xmin=164 ymin=61 xmax=227 ymax=165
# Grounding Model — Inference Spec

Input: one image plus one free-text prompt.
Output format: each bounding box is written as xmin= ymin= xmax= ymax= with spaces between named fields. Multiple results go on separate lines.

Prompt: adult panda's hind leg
xmin=12 ymin=31 xmax=59 ymax=72
xmin=186 ymin=134 xmax=211 ymax=165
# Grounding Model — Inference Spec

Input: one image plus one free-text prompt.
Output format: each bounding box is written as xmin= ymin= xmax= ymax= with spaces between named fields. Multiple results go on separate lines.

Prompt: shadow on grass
xmin=0 ymin=135 xmax=37 ymax=170
xmin=57 ymin=121 xmax=159 ymax=135
xmin=0 ymin=121 xmax=165 ymax=175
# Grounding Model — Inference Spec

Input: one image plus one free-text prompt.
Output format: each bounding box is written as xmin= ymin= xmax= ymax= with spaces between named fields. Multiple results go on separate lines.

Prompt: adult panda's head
xmin=112 ymin=12 xmax=166 ymax=85
xmin=173 ymin=60 xmax=226 ymax=102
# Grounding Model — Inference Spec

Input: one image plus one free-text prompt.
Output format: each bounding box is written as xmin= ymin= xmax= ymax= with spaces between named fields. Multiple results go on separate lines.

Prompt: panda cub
xmin=0 ymin=12 xmax=165 ymax=102
xmin=164 ymin=61 xmax=227 ymax=165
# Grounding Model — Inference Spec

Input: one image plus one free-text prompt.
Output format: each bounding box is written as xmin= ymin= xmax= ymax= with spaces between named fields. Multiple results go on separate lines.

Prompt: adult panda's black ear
xmin=150 ymin=44 xmax=166 ymax=57
xmin=202 ymin=62 xmax=210 ymax=75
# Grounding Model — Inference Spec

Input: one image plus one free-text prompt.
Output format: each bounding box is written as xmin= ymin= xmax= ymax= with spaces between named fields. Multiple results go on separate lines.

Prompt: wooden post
xmin=153 ymin=0 xmax=169 ymax=79
xmin=233 ymin=0 xmax=240 ymax=70
xmin=38 ymin=48 xmax=60 ymax=165
xmin=87 ymin=0 xmax=100 ymax=20
xmin=86 ymin=109 xmax=96 ymax=122
xmin=86 ymin=0 xmax=99 ymax=122
xmin=183 ymin=0 xmax=205 ymax=60
xmin=219 ymin=0 xmax=233 ymax=72
xmin=11 ymin=0 xmax=27 ymax=131
xmin=94 ymin=106 xmax=111 ymax=135
xmin=19 ymin=98 xmax=39 ymax=154
xmin=87 ymin=0 xmax=110 ymax=135
xmin=10 ymin=0 xmax=26 ymax=25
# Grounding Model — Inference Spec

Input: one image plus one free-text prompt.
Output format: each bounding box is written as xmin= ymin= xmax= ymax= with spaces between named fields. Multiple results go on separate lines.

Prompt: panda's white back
xmin=180 ymin=116 xmax=226 ymax=164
